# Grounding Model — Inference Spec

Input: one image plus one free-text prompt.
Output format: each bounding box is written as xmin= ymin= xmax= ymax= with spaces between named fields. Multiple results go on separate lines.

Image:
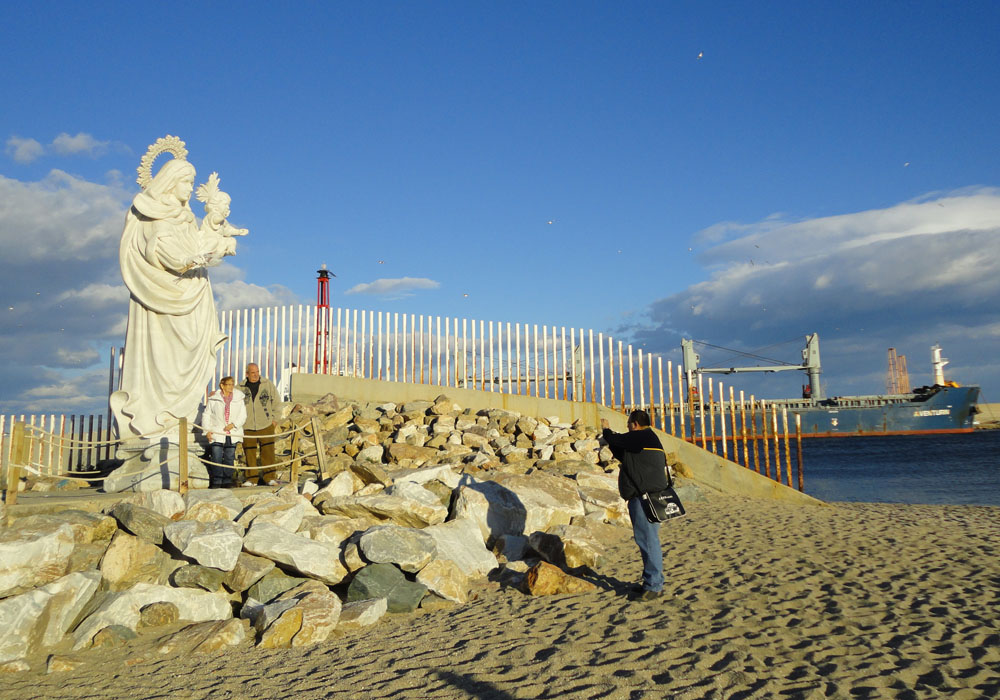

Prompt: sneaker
xmin=242 ymin=481 xmax=253 ymax=487
xmin=630 ymin=589 xmax=664 ymax=602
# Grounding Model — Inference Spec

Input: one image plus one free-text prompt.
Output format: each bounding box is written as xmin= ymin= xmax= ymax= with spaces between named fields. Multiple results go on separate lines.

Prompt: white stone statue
xmin=110 ymin=136 xmax=240 ymax=442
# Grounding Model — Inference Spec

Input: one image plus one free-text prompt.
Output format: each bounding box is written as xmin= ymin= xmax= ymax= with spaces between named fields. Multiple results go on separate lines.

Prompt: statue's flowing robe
xmin=111 ymin=192 xmax=229 ymax=438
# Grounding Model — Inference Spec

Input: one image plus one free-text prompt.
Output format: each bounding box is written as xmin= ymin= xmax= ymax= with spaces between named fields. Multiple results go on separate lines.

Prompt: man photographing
xmin=601 ymin=410 xmax=669 ymax=600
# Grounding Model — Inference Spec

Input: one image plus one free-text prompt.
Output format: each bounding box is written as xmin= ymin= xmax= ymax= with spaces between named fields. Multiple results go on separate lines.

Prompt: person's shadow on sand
xmin=434 ymin=670 xmax=517 ymax=700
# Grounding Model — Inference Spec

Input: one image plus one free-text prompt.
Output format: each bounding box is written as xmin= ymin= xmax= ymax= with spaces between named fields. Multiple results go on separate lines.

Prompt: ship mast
xmin=931 ymin=345 xmax=948 ymax=386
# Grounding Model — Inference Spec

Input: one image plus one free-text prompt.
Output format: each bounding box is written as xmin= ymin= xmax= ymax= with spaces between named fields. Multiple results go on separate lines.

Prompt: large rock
xmin=390 ymin=464 xmax=462 ymax=489
xmin=298 ymin=516 xmax=375 ymax=547
xmin=223 ymin=553 xmax=276 ymax=594
xmin=243 ymin=522 xmax=347 ymax=584
xmin=236 ymin=494 xmax=312 ymax=532
xmin=12 ymin=512 xmax=116 ymax=545
xmin=185 ymin=489 xmax=243 ymax=520
xmin=346 ymin=563 xmax=426 ymax=613
xmin=73 ymin=583 xmax=232 ymax=649
xmin=423 ymin=518 xmax=498 ymax=578
xmin=156 ymin=618 xmax=249 ymax=654
xmin=312 ymin=471 xmax=359 ymax=504
xmin=452 ymin=473 xmax=586 ymax=543
xmin=162 ymin=520 xmax=244 ymax=572
xmin=318 ymin=492 xmax=447 ymax=528
xmin=0 ymin=571 xmax=100 ymax=663
xmin=359 ymin=525 xmax=437 ymax=573
xmin=528 ymin=525 xmax=605 ymax=570
xmin=0 ymin=522 xmax=75 ymax=598
xmin=127 ymin=490 xmax=186 ymax=519
xmin=449 ymin=479 xmax=528 ymax=545
xmin=386 ymin=443 xmax=439 ymax=467
xmin=351 ymin=459 xmax=392 ymax=486
xmin=171 ymin=565 xmax=227 ymax=591
xmin=415 ymin=559 xmax=468 ymax=604
xmin=99 ymin=530 xmax=175 ymax=591
xmin=246 ymin=568 xmax=302 ymax=603
xmin=577 ymin=482 xmax=629 ymax=527
xmin=276 ymin=584 xmax=342 ymax=648
xmin=337 ymin=598 xmax=387 ymax=631
xmin=523 ymin=561 xmax=597 ymax=596
xmin=108 ymin=503 xmax=171 ymax=545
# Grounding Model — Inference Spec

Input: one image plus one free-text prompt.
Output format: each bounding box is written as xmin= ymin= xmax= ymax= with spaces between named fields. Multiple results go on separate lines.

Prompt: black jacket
xmin=602 ymin=427 xmax=670 ymax=500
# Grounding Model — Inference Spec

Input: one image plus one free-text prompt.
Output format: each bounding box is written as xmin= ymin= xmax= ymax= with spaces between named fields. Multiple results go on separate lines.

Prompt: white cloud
xmin=628 ymin=188 xmax=1000 ymax=398
xmin=51 ymin=132 xmax=110 ymax=157
xmin=345 ymin=277 xmax=440 ymax=298
xmin=5 ymin=135 xmax=44 ymax=163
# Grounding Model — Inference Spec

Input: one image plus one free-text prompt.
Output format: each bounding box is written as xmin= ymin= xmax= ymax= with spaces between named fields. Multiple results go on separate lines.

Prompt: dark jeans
xmin=209 ymin=437 xmax=236 ymax=487
xmin=628 ymin=496 xmax=664 ymax=592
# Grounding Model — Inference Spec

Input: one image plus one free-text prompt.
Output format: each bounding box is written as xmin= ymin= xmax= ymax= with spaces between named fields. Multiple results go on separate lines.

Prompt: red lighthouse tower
xmin=314 ymin=264 xmax=334 ymax=373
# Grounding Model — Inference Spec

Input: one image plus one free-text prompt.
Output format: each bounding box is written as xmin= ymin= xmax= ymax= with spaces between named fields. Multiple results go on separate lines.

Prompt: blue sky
xmin=2 ymin=1 xmax=999 ymax=415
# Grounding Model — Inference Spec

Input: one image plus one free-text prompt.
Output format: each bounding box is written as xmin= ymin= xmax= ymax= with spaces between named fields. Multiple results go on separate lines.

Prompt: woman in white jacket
xmin=203 ymin=376 xmax=247 ymax=488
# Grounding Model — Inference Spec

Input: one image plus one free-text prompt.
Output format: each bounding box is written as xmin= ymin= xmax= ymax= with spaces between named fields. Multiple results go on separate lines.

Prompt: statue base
xmin=103 ymin=433 xmax=209 ymax=493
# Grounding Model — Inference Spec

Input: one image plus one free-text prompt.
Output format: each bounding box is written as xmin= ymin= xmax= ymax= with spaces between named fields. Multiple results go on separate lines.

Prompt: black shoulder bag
xmin=624 ymin=460 xmax=686 ymax=523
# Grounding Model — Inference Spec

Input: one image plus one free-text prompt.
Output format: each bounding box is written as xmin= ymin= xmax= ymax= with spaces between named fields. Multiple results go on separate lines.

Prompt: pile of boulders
xmin=0 ymin=395 xmax=675 ymax=673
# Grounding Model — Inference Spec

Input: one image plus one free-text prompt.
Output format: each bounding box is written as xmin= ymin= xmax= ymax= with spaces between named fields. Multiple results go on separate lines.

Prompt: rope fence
xmin=3 ymin=417 xmax=328 ymax=506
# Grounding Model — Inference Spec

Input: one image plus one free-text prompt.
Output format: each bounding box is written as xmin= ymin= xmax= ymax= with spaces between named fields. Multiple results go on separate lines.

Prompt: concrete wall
xmin=292 ymin=373 xmax=824 ymax=506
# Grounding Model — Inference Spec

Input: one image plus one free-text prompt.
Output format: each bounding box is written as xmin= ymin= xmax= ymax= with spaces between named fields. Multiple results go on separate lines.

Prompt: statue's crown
xmin=136 ymin=135 xmax=188 ymax=189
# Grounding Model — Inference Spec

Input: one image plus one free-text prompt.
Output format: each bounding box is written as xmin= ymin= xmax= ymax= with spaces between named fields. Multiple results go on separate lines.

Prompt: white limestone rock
xmin=318 ymin=492 xmax=447 ymax=528
xmin=162 ymin=520 xmax=244 ymax=572
xmin=389 ymin=464 xmax=462 ymax=489
xmin=359 ymin=525 xmax=437 ymax=573
xmin=337 ymin=597 xmax=387 ymax=631
xmin=185 ymin=489 xmax=243 ymax=521
xmin=243 ymin=522 xmax=347 ymax=585
xmin=423 ymin=517 xmax=498 ymax=578
xmin=73 ymin=583 xmax=232 ymax=649
xmin=236 ymin=493 xmax=315 ymax=532
xmin=0 ymin=522 xmax=75 ymax=598
xmin=127 ymin=489 xmax=186 ymax=519
xmin=313 ymin=471 xmax=359 ymax=504
xmin=0 ymin=571 xmax=101 ymax=663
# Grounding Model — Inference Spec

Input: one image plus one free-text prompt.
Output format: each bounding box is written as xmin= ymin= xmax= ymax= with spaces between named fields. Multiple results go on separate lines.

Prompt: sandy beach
xmin=4 ymin=491 xmax=999 ymax=699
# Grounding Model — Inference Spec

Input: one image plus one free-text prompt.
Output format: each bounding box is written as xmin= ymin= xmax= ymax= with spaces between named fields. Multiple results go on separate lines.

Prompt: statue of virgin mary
xmin=110 ymin=136 xmax=236 ymax=439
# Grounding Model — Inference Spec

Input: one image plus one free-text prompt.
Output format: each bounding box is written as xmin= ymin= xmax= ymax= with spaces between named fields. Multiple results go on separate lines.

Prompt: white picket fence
xmin=2 ymin=303 xmax=804 ymax=490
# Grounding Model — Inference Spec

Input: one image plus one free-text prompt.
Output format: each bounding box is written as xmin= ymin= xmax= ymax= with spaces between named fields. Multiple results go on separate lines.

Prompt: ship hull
xmin=753 ymin=386 xmax=980 ymax=437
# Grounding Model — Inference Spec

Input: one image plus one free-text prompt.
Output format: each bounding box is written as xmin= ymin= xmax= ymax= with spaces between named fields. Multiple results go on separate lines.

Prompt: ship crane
xmin=682 ymin=333 xmax=824 ymax=401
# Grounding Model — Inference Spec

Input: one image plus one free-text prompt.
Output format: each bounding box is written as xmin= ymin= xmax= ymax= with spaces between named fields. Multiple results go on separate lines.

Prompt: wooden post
xmin=178 ymin=417 xmax=189 ymax=496
xmin=311 ymin=417 xmax=328 ymax=482
xmin=795 ymin=413 xmax=804 ymax=491
xmin=761 ymin=400 xmax=771 ymax=479
xmin=289 ymin=427 xmax=301 ymax=486
xmin=5 ymin=421 xmax=25 ymax=506
xmin=707 ymin=377 xmax=716 ymax=454
xmin=782 ymin=408 xmax=793 ymax=487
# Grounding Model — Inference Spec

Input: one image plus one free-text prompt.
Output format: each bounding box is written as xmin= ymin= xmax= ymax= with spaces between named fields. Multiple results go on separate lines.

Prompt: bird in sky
xmin=377 ymin=260 xmax=385 ymax=264
xmin=697 ymin=51 xmax=703 ymax=59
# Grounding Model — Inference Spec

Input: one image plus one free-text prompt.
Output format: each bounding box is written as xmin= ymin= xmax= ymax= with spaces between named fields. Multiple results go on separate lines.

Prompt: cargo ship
xmin=683 ymin=335 xmax=980 ymax=437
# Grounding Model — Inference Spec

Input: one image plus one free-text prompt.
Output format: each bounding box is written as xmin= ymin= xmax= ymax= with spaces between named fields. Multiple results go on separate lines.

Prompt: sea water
xmin=801 ymin=430 xmax=1000 ymax=505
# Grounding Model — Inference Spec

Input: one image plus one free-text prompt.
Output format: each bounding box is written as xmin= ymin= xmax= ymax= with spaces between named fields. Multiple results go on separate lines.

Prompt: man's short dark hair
xmin=628 ymin=409 xmax=651 ymax=427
